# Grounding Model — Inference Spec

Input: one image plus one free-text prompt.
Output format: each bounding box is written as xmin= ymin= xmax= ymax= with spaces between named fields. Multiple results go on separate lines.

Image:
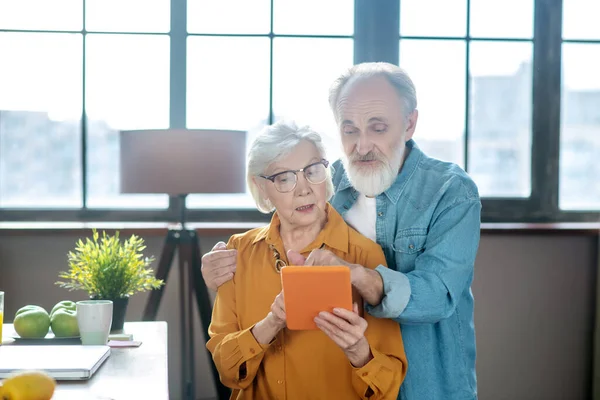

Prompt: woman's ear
xmin=253 ymin=176 xmax=269 ymax=201
xmin=253 ymin=176 xmax=274 ymax=211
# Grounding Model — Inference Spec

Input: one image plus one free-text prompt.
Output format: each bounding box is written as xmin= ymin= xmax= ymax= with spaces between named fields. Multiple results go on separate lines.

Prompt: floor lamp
xmin=120 ymin=128 xmax=247 ymax=400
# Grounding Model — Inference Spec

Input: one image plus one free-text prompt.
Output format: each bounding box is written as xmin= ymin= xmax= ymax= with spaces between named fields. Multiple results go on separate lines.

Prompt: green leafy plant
xmin=56 ymin=229 xmax=164 ymax=299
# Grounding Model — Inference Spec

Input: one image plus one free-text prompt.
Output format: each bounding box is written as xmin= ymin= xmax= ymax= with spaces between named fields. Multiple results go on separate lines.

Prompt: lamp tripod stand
xmin=142 ymin=194 xmax=231 ymax=400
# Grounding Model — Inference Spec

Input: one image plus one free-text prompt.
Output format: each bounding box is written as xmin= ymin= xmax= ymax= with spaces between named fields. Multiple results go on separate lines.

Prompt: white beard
xmin=342 ymin=145 xmax=405 ymax=197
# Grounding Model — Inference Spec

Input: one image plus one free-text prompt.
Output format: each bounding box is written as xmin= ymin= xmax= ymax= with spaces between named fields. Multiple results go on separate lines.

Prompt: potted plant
xmin=56 ymin=229 xmax=164 ymax=331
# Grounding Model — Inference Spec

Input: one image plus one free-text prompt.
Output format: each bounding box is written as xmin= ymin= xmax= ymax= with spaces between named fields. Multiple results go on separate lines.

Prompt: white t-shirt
xmin=344 ymin=194 xmax=377 ymax=242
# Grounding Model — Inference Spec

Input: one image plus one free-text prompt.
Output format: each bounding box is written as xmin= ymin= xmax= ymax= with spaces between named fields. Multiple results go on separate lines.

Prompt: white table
xmin=1 ymin=321 xmax=169 ymax=400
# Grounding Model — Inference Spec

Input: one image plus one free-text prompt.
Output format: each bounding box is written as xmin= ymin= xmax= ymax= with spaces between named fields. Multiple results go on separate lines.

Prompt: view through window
xmin=185 ymin=0 xmax=353 ymax=209
xmin=399 ymin=0 xmax=534 ymax=198
xmin=560 ymin=0 xmax=600 ymax=210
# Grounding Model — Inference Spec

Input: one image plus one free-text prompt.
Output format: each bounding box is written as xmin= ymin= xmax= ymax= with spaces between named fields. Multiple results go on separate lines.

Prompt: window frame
xmin=0 ymin=0 xmax=598 ymax=224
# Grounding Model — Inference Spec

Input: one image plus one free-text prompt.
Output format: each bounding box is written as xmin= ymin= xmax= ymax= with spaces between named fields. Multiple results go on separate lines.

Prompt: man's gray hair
xmin=247 ymin=120 xmax=334 ymax=214
xmin=328 ymin=62 xmax=418 ymax=120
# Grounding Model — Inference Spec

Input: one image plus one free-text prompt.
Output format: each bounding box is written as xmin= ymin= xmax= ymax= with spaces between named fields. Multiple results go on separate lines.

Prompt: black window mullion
xmin=530 ymin=0 xmax=563 ymax=219
xmin=268 ymin=0 xmax=274 ymax=125
xmin=167 ymin=0 xmax=187 ymax=216
xmin=464 ymin=0 xmax=471 ymax=172
xmin=81 ymin=0 xmax=87 ymax=208
xmin=170 ymin=0 xmax=187 ymax=129
xmin=355 ymin=0 xmax=399 ymax=64
xmin=80 ymin=0 xmax=87 ymax=210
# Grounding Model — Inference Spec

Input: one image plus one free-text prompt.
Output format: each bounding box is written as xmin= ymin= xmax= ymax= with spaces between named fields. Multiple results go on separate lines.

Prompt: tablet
xmin=280 ymin=266 xmax=353 ymax=330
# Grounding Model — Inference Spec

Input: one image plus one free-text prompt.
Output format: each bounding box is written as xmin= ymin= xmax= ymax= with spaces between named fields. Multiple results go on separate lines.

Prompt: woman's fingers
xmin=313 ymin=307 xmax=366 ymax=332
xmin=333 ymin=307 xmax=368 ymax=331
xmin=323 ymin=315 xmax=352 ymax=333
xmin=314 ymin=312 xmax=364 ymax=348
xmin=271 ymin=291 xmax=287 ymax=323
xmin=314 ymin=317 xmax=354 ymax=348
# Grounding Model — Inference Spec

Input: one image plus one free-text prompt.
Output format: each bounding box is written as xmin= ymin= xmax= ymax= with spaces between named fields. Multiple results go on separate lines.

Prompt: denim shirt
xmin=330 ymin=139 xmax=482 ymax=400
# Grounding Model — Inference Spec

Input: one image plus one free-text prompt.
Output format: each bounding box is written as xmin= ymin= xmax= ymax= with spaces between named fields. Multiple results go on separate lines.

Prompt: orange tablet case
xmin=280 ymin=266 xmax=353 ymax=330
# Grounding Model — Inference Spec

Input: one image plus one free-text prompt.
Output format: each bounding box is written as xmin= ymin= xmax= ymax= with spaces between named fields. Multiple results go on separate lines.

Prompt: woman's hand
xmin=267 ymin=291 xmax=287 ymax=330
xmin=314 ymin=303 xmax=373 ymax=368
xmin=251 ymin=291 xmax=286 ymax=345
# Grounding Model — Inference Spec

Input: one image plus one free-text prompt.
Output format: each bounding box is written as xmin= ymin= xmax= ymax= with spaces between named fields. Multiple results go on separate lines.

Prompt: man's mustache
xmin=351 ymin=152 xmax=381 ymax=162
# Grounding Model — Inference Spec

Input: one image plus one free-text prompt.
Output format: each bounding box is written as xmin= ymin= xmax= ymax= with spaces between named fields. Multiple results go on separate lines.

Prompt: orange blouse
xmin=206 ymin=204 xmax=407 ymax=400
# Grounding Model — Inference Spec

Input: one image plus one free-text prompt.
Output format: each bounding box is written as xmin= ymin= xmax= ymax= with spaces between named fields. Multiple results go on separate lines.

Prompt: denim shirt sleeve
xmin=367 ymin=198 xmax=482 ymax=324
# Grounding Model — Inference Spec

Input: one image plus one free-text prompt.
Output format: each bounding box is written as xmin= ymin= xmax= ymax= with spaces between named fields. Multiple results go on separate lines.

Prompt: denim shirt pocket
xmin=391 ymin=228 xmax=427 ymax=273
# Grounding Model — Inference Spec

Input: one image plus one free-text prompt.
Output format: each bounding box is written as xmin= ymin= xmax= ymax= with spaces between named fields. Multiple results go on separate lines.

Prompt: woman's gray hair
xmin=328 ymin=62 xmax=417 ymax=120
xmin=247 ymin=120 xmax=334 ymax=214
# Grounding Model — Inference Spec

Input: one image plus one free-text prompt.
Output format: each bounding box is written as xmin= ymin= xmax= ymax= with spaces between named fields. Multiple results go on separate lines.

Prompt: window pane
xmin=273 ymin=38 xmax=354 ymax=164
xmin=0 ymin=0 xmax=82 ymax=31
xmin=273 ymin=0 xmax=353 ymax=35
xmin=400 ymin=0 xmax=467 ymax=37
xmin=563 ymin=0 xmax=600 ymax=40
xmin=185 ymin=37 xmax=270 ymax=209
xmin=187 ymin=37 xmax=270 ymax=131
xmin=560 ymin=44 xmax=600 ymax=210
xmin=470 ymin=0 xmax=534 ymax=39
xmin=86 ymin=34 xmax=170 ymax=208
xmin=85 ymin=0 xmax=170 ymax=33
xmin=0 ymin=33 xmax=82 ymax=208
xmin=187 ymin=0 xmax=270 ymax=34
xmin=399 ymin=40 xmax=466 ymax=167
xmin=468 ymin=41 xmax=533 ymax=198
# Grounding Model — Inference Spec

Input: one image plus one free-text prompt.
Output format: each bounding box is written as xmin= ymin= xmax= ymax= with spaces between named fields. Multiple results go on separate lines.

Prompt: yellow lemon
xmin=0 ymin=370 xmax=56 ymax=400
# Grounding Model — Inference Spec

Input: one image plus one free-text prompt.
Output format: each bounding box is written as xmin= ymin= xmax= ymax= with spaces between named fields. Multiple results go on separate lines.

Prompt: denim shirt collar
xmin=336 ymin=139 xmax=423 ymax=204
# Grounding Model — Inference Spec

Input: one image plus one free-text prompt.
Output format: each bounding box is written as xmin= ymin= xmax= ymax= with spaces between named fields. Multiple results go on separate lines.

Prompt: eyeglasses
xmin=260 ymin=159 xmax=329 ymax=193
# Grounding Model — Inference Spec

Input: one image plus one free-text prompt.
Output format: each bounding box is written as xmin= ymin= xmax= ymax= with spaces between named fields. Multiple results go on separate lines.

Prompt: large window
xmin=399 ymin=0 xmax=534 ymax=198
xmin=0 ymin=0 xmax=598 ymax=223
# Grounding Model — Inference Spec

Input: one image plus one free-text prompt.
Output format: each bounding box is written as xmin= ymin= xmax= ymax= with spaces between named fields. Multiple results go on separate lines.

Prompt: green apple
xmin=51 ymin=310 xmax=80 ymax=337
xmin=13 ymin=305 xmax=51 ymax=339
xmin=50 ymin=300 xmax=79 ymax=337
xmin=50 ymin=300 xmax=76 ymax=318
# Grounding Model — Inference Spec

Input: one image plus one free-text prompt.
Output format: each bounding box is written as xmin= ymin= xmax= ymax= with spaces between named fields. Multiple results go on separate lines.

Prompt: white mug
xmin=76 ymin=300 xmax=113 ymax=345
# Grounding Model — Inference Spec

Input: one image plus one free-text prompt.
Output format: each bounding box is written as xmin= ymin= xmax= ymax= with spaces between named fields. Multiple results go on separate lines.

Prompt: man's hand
xmin=287 ymin=248 xmax=384 ymax=306
xmin=201 ymin=242 xmax=237 ymax=291
xmin=287 ymin=248 xmax=354 ymax=268
xmin=314 ymin=303 xmax=373 ymax=368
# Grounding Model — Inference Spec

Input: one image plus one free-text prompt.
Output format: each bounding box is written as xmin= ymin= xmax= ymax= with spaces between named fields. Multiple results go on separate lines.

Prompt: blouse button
xmin=277 ymin=380 xmax=284 ymax=384
xmin=362 ymin=372 xmax=368 ymax=377
xmin=249 ymin=348 xmax=255 ymax=354
xmin=408 ymin=244 xmax=415 ymax=250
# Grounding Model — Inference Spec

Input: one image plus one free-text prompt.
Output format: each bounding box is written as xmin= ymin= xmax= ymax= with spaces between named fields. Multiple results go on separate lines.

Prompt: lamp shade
xmin=119 ymin=129 xmax=247 ymax=195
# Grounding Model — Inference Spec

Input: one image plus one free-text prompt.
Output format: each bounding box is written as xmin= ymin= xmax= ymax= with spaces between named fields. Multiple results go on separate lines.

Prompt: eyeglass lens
xmin=273 ymin=163 xmax=327 ymax=192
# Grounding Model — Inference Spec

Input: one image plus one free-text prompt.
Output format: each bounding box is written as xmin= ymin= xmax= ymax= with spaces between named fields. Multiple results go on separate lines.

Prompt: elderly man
xmin=202 ymin=62 xmax=481 ymax=400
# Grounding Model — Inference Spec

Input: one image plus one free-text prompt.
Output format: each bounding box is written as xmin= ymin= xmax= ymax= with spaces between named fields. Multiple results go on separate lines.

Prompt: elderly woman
xmin=206 ymin=121 xmax=407 ymax=399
